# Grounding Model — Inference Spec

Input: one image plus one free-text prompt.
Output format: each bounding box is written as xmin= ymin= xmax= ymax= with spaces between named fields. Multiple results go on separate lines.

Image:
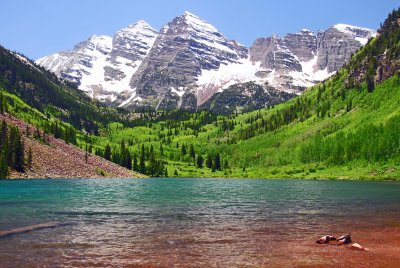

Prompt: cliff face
xmin=316 ymin=24 xmax=375 ymax=73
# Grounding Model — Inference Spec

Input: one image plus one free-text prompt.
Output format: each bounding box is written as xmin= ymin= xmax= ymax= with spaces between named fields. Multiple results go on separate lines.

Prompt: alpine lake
xmin=1 ymin=178 xmax=400 ymax=267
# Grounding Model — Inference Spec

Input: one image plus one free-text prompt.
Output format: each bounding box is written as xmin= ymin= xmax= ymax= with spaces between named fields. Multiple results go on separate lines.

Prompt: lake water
xmin=1 ymin=178 xmax=400 ymax=267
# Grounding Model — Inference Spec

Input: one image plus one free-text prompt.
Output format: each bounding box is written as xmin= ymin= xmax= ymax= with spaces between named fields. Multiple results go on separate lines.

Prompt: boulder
xmin=316 ymin=235 xmax=337 ymax=244
xmin=349 ymin=243 xmax=367 ymax=251
xmin=337 ymin=234 xmax=352 ymax=245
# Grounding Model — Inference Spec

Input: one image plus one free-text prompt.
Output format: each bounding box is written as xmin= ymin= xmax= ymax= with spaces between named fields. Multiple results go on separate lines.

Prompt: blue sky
xmin=0 ymin=0 xmax=397 ymax=60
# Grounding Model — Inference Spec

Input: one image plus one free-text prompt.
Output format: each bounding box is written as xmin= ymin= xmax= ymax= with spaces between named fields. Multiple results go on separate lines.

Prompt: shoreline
xmin=3 ymin=175 xmax=400 ymax=181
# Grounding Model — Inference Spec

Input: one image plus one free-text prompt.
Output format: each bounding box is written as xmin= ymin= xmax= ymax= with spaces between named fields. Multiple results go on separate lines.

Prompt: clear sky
xmin=0 ymin=0 xmax=397 ymax=60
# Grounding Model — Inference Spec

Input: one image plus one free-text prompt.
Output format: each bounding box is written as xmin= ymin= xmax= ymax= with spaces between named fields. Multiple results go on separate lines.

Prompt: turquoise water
xmin=1 ymin=178 xmax=400 ymax=266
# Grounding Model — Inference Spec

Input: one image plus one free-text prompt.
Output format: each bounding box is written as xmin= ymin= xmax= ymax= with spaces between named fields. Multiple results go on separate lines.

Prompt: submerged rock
xmin=316 ymin=235 xmax=337 ymax=244
xmin=337 ymin=234 xmax=352 ymax=245
xmin=350 ymin=243 xmax=367 ymax=251
xmin=316 ymin=234 xmax=353 ymax=245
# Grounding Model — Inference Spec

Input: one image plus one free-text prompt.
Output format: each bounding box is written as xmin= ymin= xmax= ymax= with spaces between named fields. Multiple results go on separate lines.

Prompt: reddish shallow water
xmin=1 ymin=178 xmax=400 ymax=267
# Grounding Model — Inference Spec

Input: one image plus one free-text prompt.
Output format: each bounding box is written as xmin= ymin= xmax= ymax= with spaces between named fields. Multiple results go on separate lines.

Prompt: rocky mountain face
xmin=248 ymin=25 xmax=375 ymax=94
xmin=120 ymin=11 xmax=248 ymax=109
xmin=316 ymin=24 xmax=375 ymax=73
xmin=37 ymin=21 xmax=157 ymax=103
xmin=200 ymin=82 xmax=296 ymax=115
xmin=37 ymin=12 xmax=376 ymax=112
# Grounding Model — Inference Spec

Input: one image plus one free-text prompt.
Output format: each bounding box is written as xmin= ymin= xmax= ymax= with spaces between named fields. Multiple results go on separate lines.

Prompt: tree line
xmin=0 ymin=119 xmax=27 ymax=178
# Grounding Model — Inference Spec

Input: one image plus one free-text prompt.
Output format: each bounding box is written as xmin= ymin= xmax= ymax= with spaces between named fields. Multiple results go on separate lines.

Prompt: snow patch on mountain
xmin=333 ymin=23 xmax=377 ymax=45
xmin=170 ymin=87 xmax=186 ymax=97
xmin=182 ymin=11 xmax=245 ymax=59
xmin=118 ymin=91 xmax=141 ymax=107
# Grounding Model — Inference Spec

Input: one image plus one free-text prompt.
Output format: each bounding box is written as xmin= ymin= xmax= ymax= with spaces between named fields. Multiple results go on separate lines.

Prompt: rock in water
xmin=350 ymin=243 xmax=367 ymax=251
xmin=337 ymin=234 xmax=352 ymax=245
xmin=316 ymin=235 xmax=337 ymax=244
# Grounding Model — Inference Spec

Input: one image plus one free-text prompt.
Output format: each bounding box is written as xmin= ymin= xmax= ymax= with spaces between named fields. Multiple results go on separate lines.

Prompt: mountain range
xmin=0 ymin=7 xmax=399 ymax=180
xmin=37 ymin=11 xmax=376 ymax=111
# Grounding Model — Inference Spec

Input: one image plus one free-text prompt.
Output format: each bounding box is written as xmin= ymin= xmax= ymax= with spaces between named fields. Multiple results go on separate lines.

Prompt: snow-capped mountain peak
xmin=36 ymin=20 xmax=158 ymax=103
xmin=181 ymin=11 xmax=219 ymax=33
xmin=36 ymin=12 xmax=376 ymax=111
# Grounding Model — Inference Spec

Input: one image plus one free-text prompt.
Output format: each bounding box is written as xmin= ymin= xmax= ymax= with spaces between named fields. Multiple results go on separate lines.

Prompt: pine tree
xmin=0 ymin=91 xmax=4 ymax=114
xmin=125 ymin=149 xmax=132 ymax=170
xmin=34 ymin=128 xmax=41 ymax=141
xmin=0 ymin=154 xmax=7 ymax=179
xmin=0 ymin=119 xmax=7 ymax=149
xmin=160 ymin=144 xmax=164 ymax=156
xmin=85 ymin=134 xmax=89 ymax=164
xmin=12 ymin=127 xmax=25 ymax=172
xmin=85 ymin=145 xmax=88 ymax=164
xmin=140 ymin=144 xmax=146 ymax=174
xmin=0 ymin=119 xmax=8 ymax=177
xmin=133 ymin=152 xmax=138 ymax=172
xmin=181 ymin=144 xmax=187 ymax=156
xmin=104 ymin=144 xmax=111 ymax=161
xmin=206 ymin=154 xmax=213 ymax=169
xmin=189 ymin=144 xmax=196 ymax=160
xmin=25 ymin=125 xmax=30 ymax=137
xmin=148 ymin=152 xmax=157 ymax=176
xmin=224 ymin=159 xmax=229 ymax=170
xmin=27 ymin=147 xmax=33 ymax=170
xmin=214 ymin=153 xmax=221 ymax=171
xmin=366 ymin=74 xmax=375 ymax=92
xmin=196 ymin=155 xmax=204 ymax=168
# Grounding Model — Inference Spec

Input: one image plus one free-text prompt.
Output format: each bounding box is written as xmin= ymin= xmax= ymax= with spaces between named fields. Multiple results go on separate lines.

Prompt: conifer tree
xmin=0 ymin=91 xmax=4 ymax=114
xmin=133 ymin=152 xmax=138 ymax=172
xmin=12 ymin=127 xmax=25 ymax=172
xmin=0 ymin=119 xmax=7 ymax=149
xmin=85 ymin=145 xmax=88 ymax=164
xmin=196 ymin=155 xmax=204 ymax=168
xmin=25 ymin=125 xmax=30 ymax=137
xmin=224 ymin=159 xmax=229 ymax=170
xmin=148 ymin=152 xmax=157 ymax=176
xmin=189 ymin=144 xmax=196 ymax=160
xmin=181 ymin=144 xmax=187 ymax=156
xmin=206 ymin=154 xmax=213 ymax=169
xmin=140 ymin=144 xmax=146 ymax=174
xmin=214 ymin=153 xmax=221 ymax=171
xmin=0 ymin=154 xmax=7 ymax=179
xmin=104 ymin=144 xmax=111 ymax=161
xmin=85 ymin=134 xmax=89 ymax=164
xmin=27 ymin=147 xmax=33 ymax=170
xmin=125 ymin=149 xmax=132 ymax=170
